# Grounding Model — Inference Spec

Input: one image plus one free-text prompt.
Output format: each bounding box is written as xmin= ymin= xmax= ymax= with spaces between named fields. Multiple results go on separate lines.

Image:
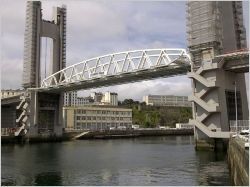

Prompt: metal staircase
xmin=189 ymin=59 xmax=230 ymax=139
xmin=15 ymin=93 xmax=30 ymax=136
xmin=197 ymin=112 xmax=210 ymax=123
xmin=188 ymin=72 xmax=217 ymax=87
xmin=189 ymin=119 xmax=229 ymax=138
xmin=188 ymin=95 xmax=220 ymax=112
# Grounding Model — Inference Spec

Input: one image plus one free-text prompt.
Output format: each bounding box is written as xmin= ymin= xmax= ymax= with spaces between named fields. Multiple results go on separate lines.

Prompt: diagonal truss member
xmin=41 ymin=48 xmax=191 ymax=90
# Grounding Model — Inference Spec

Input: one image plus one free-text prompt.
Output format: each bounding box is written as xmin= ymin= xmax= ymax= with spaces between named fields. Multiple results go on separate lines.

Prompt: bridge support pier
xmin=25 ymin=91 xmax=63 ymax=139
xmin=194 ymin=129 xmax=228 ymax=151
xmin=189 ymin=56 xmax=249 ymax=151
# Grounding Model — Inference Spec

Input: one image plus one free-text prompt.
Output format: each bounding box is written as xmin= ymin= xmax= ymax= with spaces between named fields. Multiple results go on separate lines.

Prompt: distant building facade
xmin=64 ymin=91 xmax=118 ymax=106
xmin=64 ymin=91 xmax=78 ymax=106
xmin=90 ymin=92 xmax=103 ymax=102
xmin=63 ymin=106 xmax=132 ymax=130
xmin=1 ymin=89 xmax=24 ymax=99
xmin=76 ymin=97 xmax=89 ymax=106
xmin=64 ymin=92 xmax=94 ymax=106
xmin=143 ymin=95 xmax=191 ymax=107
xmin=101 ymin=92 xmax=118 ymax=106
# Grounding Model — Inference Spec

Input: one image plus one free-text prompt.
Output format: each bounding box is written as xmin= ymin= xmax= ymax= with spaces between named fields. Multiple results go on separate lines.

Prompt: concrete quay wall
xmin=1 ymin=129 xmax=193 ymax=143
xmin=227 ymin=137 xmax=249 ymax=186
xmin=66 ymin=129 xmax=194 ymax=139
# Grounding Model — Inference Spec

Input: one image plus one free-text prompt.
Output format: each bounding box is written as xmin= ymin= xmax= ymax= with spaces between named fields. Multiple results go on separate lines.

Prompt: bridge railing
xmin=41 ymin=48 xmax=191 ymax=88
xmin=229 ymin=120 xmax=249 ymax=133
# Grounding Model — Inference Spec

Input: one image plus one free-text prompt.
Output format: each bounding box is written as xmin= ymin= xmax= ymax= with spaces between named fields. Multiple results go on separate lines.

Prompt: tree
xmin=132 ymin=105 xmax=192 ymax=128
xmin=122 ymin=99 xmax=134 ymax=105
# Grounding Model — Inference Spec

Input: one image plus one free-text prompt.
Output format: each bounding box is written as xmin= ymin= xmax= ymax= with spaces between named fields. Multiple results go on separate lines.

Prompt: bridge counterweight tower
xmin=187 ymin=1 xmax=249 ymax=150
xmin=23 ymin=1 xmax=66 ymax=88
xmin=18 ymin=1 xmax=66 ymax=138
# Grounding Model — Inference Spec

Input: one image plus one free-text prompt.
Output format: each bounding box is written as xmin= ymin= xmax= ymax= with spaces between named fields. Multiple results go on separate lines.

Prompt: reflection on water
xmin=1 ymin=136 xmax=231 ymax=186
xmin=195 ymin=151 xmax=231 ymax=186
xmin=34 ymin=172 xmax=62 ymax=186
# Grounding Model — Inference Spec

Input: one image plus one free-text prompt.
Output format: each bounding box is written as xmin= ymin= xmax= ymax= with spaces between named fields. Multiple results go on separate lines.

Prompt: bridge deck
xmin=31 ymin=64 xmax=190 ymax=93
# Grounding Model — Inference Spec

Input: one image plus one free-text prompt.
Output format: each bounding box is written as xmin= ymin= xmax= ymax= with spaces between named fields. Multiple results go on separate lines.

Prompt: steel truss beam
xmin=38 ymin=49 xmax=191 ymax=92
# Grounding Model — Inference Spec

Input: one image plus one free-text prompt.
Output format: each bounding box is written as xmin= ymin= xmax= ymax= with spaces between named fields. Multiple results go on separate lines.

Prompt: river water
xmin=1 ymin=136 xmax=231 ymax=186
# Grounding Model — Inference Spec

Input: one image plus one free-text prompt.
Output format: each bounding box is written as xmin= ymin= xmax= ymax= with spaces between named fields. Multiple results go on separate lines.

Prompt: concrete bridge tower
xmin=17 ymin=1 xmax=66 ymax=138
xmin=187 ymin=1 xmax=249 ymax=150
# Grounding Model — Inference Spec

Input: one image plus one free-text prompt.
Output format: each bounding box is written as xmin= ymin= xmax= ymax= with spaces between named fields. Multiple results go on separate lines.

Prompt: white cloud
xmin=1 ymin=58 xmax=23 ymax=89
xmin=0 ymin=0 xmax=249 ymax=101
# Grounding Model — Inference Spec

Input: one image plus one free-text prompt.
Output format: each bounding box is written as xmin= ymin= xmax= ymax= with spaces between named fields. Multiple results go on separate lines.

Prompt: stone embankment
xmin=227 ymin=137 xmax=249 ymax=186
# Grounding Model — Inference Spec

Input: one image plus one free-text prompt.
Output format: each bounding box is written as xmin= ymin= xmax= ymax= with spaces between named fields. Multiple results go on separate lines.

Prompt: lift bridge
xmin=9 ymin=48 xmax=191 ymax=138
xmin=3 ymin=48 xmax=248 ymax=140
xmin=1 ymin=1 xmax=249 ymax=149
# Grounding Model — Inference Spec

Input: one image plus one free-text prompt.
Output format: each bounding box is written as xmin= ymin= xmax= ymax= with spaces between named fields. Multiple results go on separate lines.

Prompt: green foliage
xmin=120 ymin=99 xmax=139 ymax=106
xmin=119 ymin=98 xmax=192 ymax=128
xmin=132 ymin=105 xmax=192 ymax=128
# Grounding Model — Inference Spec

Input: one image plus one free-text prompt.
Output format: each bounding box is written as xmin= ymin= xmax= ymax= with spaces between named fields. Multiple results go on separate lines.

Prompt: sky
xmin=1 ymin=0 xmax=249 ymax=101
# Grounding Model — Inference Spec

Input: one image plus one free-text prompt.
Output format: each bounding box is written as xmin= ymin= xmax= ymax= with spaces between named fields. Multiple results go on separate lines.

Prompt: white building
xmin=64 ymin=91 xmax=77 ymax=106
xmin=176 ymin=123 xmax=194 ymax=129
xmin=143 ymin=95 xmax=191 ymax=107
xmin=65 ymin=91 xmax=118 ymax=106
xmin=101 ymin=92 xmax=118 ymax=106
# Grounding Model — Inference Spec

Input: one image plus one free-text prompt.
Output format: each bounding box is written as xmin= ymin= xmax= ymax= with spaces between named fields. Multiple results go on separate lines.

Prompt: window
xmin=225 ymin=90 xmax=242 ymax=121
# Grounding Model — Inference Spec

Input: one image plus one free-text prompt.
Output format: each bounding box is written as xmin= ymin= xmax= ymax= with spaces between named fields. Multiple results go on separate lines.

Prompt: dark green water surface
xmin=1 ymin=136 xmax=231 ymax=186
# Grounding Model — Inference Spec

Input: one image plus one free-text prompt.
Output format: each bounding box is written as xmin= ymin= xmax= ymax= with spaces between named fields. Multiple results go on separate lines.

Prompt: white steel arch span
xmin=38 ymin=48 xmax=191 ymax=92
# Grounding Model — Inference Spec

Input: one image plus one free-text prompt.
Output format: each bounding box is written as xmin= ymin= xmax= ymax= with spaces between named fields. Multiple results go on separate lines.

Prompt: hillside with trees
xmin=119 ymin=99 xmax=192 ymax=128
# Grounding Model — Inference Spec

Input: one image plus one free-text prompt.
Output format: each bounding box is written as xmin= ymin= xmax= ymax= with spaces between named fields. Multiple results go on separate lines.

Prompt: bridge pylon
xmin=187 ymin=1 xmax=249 ymax=150
xmin=15 ymin=1 xmax=66 ymax=139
